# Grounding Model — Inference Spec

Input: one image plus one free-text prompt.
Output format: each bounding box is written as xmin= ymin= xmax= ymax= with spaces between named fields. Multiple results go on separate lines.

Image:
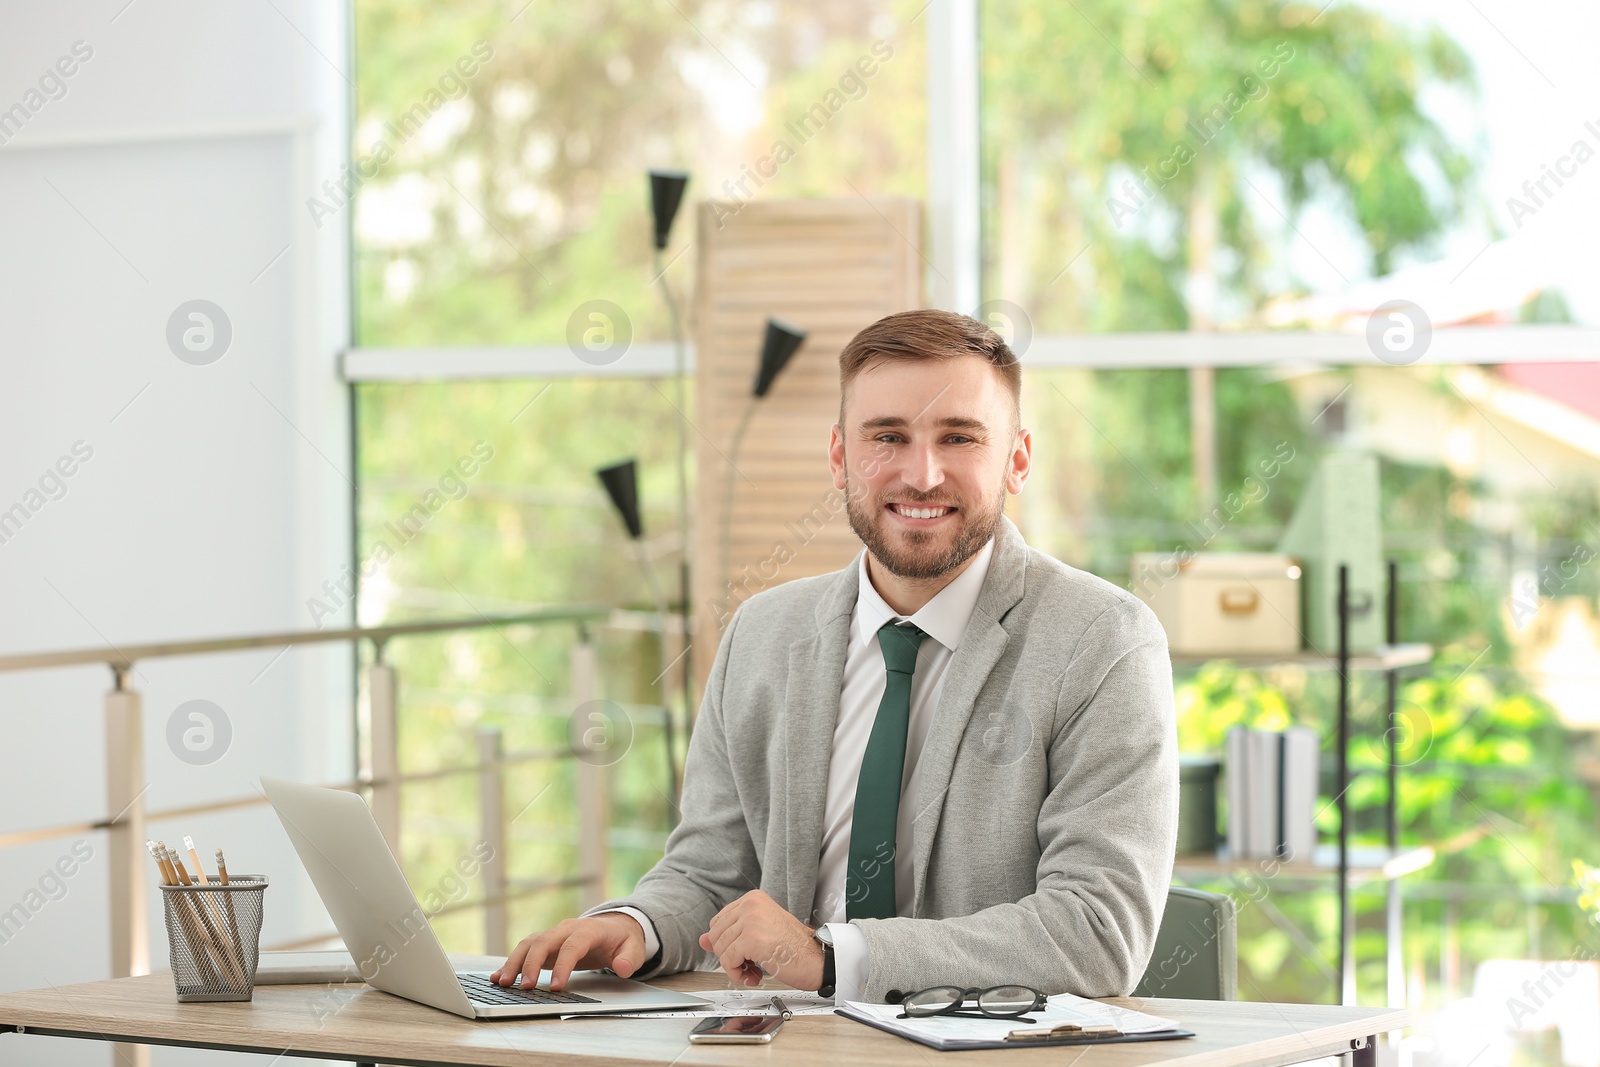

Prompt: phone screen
xmin=688 ymin=1014 xmax=786 ymax=1041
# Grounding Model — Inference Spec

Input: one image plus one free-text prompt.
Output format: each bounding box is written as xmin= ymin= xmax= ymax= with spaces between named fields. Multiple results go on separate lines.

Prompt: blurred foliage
xmin=1576 ymin=861 xmax=1600 ymax=926
xmin=1021 ymin=366 xmax=1317 ymax=574
xmin=980 ymin=0 xmax=1477 ymax=331
xmin=354 ymin=0 xmax=925 ymax=346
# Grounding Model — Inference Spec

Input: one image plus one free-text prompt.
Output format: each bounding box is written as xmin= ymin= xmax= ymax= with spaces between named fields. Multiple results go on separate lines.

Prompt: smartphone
xmin=687 ymin=1014 xmax=786 ymax=1044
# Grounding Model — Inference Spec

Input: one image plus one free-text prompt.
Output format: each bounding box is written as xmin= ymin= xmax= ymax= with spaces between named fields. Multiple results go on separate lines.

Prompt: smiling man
xmin=494 ymin=308 xmax=1177 ymax=1003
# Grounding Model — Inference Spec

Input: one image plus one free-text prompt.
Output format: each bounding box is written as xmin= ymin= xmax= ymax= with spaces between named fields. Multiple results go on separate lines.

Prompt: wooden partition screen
xmin=691 ymin=197 xmax=923 ymax=694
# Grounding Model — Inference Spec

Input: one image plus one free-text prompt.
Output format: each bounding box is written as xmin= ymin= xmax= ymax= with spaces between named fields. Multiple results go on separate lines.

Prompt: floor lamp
xmin=647 ymin=170 xmax=695 ymax=738
xmin=719 ymin=318 xmax=806 ymax=598
xmin=596 ymin=458 xmax=680 ymax=821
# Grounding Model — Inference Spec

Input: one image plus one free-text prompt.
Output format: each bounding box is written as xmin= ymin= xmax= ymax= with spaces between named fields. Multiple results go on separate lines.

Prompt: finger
xmin=704 ymin=898 xmax=740 ymax=945
xmin=719 ymin=933 xmax=766 ymax=988
xmin=549 ymin=928 xmax=599 ymax=992
xmin=496 ymin=933 xmax=540 ymax=986
xmin=710 ymin=895 xmax=758 ymax=953
xmin=610 ymin=925 xmax=646 ymax=978
xmin=517 ymin=932 xmax=559 ymax=988
xmin=705 ymin=916 xmax=743 ymax=961
xmin=711 ymin=924 xmax=754 ymax=985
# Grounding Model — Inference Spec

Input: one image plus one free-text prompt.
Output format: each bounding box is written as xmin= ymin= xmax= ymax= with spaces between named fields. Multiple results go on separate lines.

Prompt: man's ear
xmin=828 ymin=424 xmax=847 ymax=490
xmin=1006 ymin=428 xmax=1033 ymax=495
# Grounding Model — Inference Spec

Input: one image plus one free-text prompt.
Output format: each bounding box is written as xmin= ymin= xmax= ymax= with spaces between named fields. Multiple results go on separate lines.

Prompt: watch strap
xmin=815 ymin=931 xmax=836 ymax=998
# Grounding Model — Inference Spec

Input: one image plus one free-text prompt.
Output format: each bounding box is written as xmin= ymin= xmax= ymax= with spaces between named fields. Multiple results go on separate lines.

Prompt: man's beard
xmin=843 ymin=472 xmax=1006 ymax=581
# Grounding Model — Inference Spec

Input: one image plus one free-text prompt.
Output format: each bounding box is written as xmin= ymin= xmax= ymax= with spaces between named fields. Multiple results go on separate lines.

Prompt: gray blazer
xmin=590 ymin=516 xmax=1177 ymax=1001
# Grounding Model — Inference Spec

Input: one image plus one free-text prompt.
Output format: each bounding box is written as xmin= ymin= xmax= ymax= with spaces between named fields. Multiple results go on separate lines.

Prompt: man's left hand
xmin=699 ymin=890 xmax=824 ymax=990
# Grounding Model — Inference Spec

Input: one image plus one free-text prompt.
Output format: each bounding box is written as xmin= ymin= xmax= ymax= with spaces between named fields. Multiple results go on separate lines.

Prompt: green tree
xmin=981 ymin=0 xmax=1477 ymax=506
xmin=981 ymin=0 xmax=1475 ymax=328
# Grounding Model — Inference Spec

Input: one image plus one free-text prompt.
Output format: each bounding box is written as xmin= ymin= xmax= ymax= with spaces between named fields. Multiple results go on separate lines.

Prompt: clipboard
xmin=836 ymin=1003 xmax=1196 ymax=1051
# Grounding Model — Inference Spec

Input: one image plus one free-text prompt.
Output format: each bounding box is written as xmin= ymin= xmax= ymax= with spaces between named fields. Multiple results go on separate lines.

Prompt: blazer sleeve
xmin=849 ymin=597 xmax=1178 ymax=1000
xmin=581 ymin=607 xmax=764 ymax=977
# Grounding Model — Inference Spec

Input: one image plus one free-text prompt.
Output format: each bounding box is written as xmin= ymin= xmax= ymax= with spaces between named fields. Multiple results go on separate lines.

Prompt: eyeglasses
xmin=893 ymin=984 xmax=1047 ymax=1023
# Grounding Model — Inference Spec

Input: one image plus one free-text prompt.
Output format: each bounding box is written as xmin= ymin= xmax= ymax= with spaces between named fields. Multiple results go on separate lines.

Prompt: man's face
xmin=829 ymin=354 xmax=1031 ymax=580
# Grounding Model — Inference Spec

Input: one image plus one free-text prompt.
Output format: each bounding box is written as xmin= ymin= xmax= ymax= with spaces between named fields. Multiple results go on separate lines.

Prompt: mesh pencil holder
xmin=160 ymin=876 xmax=268 ymax=1002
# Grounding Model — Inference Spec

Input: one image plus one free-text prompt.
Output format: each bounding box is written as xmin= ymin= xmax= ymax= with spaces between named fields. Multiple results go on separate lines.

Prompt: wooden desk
xmin=0 ymin=970 xmax=1408 ymax=1067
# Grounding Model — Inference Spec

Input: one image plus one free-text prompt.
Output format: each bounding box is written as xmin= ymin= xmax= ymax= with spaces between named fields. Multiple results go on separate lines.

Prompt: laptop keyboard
xmin=459 ymin=972 xmax=600 ymax=1006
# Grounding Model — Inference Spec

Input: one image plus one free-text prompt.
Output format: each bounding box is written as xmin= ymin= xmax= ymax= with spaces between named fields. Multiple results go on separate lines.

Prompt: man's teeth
xmin=896 ymin=505 xmax=950 ymax=519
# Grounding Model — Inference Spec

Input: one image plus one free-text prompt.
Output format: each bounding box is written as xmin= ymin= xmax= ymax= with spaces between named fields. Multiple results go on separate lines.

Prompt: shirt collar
xmin=852 ymin=536 xmax=997 ymax=653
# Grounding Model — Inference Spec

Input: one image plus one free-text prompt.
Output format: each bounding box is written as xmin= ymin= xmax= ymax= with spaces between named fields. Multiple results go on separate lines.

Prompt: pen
xmin=770 ymin=996 xmax=793 ymax=1021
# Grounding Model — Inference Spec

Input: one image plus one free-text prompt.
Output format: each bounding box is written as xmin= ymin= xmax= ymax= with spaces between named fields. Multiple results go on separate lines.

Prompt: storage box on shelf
xmin=1133 ymin=552 xmax=1304 ymax=657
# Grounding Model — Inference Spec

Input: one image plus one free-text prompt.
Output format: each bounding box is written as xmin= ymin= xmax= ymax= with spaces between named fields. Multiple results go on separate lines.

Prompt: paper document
xmin=564 ymin=987 xmax=836 ymax=1019
xmin=837 ymin=992 xmax=1182 ymax=1049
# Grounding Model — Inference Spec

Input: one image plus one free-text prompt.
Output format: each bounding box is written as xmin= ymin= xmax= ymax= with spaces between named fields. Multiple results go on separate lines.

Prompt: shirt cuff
xmin=594 ymin=906 xmax=661 ymax=968
xmin=826 ymin=921 xmax=869 ymax=1002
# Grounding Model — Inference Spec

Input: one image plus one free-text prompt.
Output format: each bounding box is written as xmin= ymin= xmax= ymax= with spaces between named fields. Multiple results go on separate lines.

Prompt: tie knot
xmin=877 ymin=621 xmax=927 ymax=675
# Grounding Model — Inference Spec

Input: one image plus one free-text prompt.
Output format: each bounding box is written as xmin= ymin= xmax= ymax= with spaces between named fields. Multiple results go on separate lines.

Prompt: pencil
xmin=157 ymin=842 xmax=224 ymax=988
xmin=183 ymin=831 xmax=248 ymax=985
xmin=169 ymin=843 xmax=245 ymax=991
xmin=184 ymin=836 xmax=209 ymax=885
xmin=146 ymin=840 xmax=173 ymax=884
xmin=215 ymin=848 xmax=243 ymax=960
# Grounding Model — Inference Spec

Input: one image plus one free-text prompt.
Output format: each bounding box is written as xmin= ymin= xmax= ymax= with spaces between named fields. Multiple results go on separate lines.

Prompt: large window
xmin=351 ymin=0 xmax=1600 ymax=1045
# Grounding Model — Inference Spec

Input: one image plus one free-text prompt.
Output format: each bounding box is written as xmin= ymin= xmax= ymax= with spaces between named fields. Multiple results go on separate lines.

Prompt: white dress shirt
xmin=608 ymin=537 xmax=996 ymax=1001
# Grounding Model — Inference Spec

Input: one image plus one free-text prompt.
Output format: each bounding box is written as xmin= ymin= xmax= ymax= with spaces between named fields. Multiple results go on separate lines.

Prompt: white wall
xmin=0 ymin=2 xmax=353 ymax=1063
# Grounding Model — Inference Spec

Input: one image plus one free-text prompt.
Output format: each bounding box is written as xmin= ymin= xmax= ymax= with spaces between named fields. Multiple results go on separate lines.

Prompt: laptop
xmin=261 ymin=776 xmax=708 ymax=1019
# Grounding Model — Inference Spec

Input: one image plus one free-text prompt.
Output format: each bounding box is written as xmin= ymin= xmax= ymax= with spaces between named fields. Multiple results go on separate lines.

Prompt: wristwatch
xmin=811 ymin=925 xmax=836 ymax=998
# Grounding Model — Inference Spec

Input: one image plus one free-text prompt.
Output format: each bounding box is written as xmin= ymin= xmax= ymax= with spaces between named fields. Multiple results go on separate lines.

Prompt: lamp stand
xmin=652 ymin=248 xmax=694 ymax=803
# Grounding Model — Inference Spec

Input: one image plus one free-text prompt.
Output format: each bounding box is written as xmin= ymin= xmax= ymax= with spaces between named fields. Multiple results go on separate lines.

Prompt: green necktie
xmin=846 ymin=621 xmax=928 ymax=920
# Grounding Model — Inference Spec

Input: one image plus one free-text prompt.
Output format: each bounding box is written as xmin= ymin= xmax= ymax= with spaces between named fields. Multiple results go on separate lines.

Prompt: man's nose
xmin=900 ymin=443 xmax=944 ymax=493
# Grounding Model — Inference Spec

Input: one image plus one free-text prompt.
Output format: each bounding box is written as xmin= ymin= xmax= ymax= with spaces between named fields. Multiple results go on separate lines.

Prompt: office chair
xmin=1133 ymin=886 xmax=1238 ymax=1000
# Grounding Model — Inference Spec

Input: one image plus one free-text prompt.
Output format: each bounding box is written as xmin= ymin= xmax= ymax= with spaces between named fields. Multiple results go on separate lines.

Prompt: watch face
xmin=813 ymin=925 xmax=835 ymax=947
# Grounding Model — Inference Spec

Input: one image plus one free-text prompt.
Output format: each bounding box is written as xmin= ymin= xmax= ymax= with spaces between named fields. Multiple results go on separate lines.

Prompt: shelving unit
xmin=1169 ymin=561 xmax=1433 ymax=1007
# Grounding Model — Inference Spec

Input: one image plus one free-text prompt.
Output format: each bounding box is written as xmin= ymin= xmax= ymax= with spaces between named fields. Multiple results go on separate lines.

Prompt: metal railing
xmin=0 ymin=604 xmax=635 ymax=996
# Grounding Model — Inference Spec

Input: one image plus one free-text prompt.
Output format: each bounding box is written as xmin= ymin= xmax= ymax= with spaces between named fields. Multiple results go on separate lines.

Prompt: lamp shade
xmin=648 ymin=170 xmax=690 ymax=251
xmin=596 ymin=459 xmax=644 ymax=540
xmin=752 ymin=317 xmax=806 ymax=398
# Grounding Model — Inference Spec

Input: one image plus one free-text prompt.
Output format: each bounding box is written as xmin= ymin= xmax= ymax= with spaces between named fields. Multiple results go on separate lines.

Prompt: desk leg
xmin=1351 ymin=1035 xmax=1377 ymax=1067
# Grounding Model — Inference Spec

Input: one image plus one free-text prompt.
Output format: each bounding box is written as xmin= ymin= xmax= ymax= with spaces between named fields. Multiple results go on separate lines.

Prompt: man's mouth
xmin=886 ymin=502 xmax=957 ymax=522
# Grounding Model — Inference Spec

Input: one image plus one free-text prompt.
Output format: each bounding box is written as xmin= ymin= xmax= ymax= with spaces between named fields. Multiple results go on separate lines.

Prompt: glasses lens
xmin=977 ymin=986 xmax=1041 ymax=1015
xmin=902 ymin=986 xmax=965 ymax=1015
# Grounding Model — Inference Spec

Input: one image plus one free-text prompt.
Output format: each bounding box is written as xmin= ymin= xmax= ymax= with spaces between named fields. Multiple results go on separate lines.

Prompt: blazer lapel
xmin=909 ymin=517 xmax=1029 ymax=911
xmin=781 ymin=558 xmax=859 ymax=919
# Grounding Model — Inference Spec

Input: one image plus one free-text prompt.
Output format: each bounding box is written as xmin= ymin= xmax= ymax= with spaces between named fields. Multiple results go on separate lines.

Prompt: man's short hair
xmin=838 ymin=309 xmax=1021 ymax=430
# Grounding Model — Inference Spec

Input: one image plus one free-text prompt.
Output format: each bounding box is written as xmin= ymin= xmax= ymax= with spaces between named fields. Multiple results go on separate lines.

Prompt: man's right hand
xmin=491 ymin=913 xmax=647 ymax=991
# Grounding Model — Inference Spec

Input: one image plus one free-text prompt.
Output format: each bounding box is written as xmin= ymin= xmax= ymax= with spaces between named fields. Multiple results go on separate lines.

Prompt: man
xmin=494 ymin=309 xmax=1177 ymax=1003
